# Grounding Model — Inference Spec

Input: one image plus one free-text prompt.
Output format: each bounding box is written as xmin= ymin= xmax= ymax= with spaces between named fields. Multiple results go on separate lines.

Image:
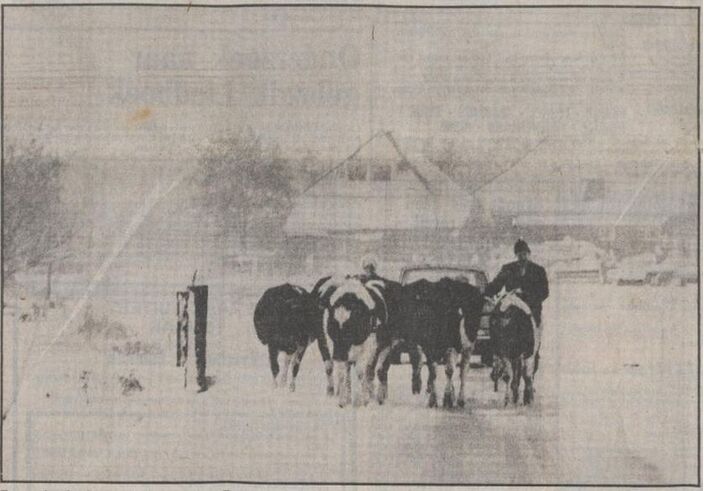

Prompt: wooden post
xmin=176 ymin=285 xmax=208 ymax=392
xmin=189 ymin=285 xmax=208 ymax=392
xmin=46 ymin=261 xmax=53 ymax=302
xmin=176 ymin=291 xmax=189 ymax=369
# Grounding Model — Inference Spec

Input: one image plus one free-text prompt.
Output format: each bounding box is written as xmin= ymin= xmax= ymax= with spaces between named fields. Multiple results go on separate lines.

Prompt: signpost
xmin=176 ymin=284 xmax=208 ymax=392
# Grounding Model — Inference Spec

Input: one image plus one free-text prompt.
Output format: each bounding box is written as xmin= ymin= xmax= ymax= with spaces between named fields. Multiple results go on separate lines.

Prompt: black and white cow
xmin=375 ymin=277 xmax=484 ymax=408
xmin=313 ymin=275 xmax=392 ymax=407
xmin=488 ymin=289 xmax=540 ymax=406
xmin=253 ymin=283 xmax=333 ymax=394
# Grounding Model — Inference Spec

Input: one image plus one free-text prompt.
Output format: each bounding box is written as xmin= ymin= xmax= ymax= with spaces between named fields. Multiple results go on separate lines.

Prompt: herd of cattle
xmin=253 ymin=273 xmax=540 ymax=408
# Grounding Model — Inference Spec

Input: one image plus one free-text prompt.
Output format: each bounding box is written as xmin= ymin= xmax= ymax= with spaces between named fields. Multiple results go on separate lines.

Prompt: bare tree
xmin=3 ymin=141 xmax=74 ymax=281
xmin=194 ymin=128 xmax=293 ymax=251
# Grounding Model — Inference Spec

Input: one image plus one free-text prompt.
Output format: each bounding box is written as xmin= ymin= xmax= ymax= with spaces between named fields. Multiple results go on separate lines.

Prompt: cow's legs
xmin=354 ymin=334 xmax=378 ymax=407
xmin=532 ymin=323 xmax=542 ymax=378
xmin=289 ymin=343 xmax=308 ymax=392
xmin=317 ymin=335 xmax=334 ymax=396
xmin=410 ymin=345 xmax=423 ymax=394
xmin=335 ymin=360 xmax=352 ymax=407
xmin=534 ymin=352 xmax=540 ymax=375
xmin=325 ymin=360 xmax=334 ymax=396
xmin=334 ymin=360 xmax=345 ymax=403
xmin=457 ymin=315 xmax=475 ymax=407
xmin=427 ymin=361 xmax=439 ymax=408
xmin=457 ymin=346 xmax=472 ymax=408
xmin=523 ymin=354 xmax=536 ymax=405
xmin=365 ymin=359 xmax=377 ymax=403
xmin=344 ymin=362 xmax=352 ymax=407
xmin=491 ymin=355 xmax=502 ymax=393
xmin=365 ymin=337 xmax=381 ymax=402
xmin=426 ymin=361 xmax=434 ymax=394
xmin=355 ymin=363 xmax=370 ymax=407
xmin=443 ymin=348 xmax=457 ymax=408
xmin=279 ymin=351 xmax=293 ymax=388
xmin=268 ymin=345 xmax=280 ymax=388
xmin=499 ymin=358 xmax=511 ymax=407
xmin=510 ymin=359 xmax=521 ymax=405
xmin=375 ymin=338 xmax=401 ymax=405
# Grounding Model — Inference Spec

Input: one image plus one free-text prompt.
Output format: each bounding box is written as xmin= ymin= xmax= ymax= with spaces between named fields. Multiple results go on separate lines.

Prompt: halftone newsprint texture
xmin=0 ymin=0 xmax=700 ymax=488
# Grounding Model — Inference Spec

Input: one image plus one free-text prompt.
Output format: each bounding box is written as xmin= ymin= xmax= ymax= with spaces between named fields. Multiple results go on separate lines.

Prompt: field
xmin=2 ymin=271 xmax=699 ymax=484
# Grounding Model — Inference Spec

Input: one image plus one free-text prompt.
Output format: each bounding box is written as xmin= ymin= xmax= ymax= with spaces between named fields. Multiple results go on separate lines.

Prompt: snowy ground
xmin=2 ymin=278 xmax=699 ymax=484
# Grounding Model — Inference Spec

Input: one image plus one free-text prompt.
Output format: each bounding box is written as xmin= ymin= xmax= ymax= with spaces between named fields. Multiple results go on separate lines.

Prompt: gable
xmin=303 ymin=131 xmax=461 ymax=198
xmin=285 ymin=131 xmax=471 ymax=236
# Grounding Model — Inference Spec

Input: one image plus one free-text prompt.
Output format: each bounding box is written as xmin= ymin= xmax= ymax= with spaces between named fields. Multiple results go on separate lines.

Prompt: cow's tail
xmin=365 ymin=280 xmax=388 ymax=326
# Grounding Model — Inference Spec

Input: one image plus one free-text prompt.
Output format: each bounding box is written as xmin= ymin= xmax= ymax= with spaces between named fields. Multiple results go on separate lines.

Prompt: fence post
xmin=189 ymin=285 xmax=208 ymax=392
xmin=176 ymin=291 xmax=190 ymax=390
xmin=176 ymin=285 xmax=208 ymax=392
xmin=176 ymin=291 xmax=189 ymax=367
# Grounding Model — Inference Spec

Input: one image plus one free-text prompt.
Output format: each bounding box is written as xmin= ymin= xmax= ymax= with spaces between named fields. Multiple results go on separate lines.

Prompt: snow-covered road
xmin=2 ymin=282 xmax=699 ymax=484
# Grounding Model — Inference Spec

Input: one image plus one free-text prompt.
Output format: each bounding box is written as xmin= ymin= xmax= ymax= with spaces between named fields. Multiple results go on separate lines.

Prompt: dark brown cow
xmin=375 ymin=277 xmax=484 ymax=408
xmin=253 ymin=283 xmax=333 ymax=394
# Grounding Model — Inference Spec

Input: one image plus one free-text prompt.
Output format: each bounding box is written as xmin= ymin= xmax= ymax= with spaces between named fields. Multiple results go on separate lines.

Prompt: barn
xmin=283 ymin=132 xmax=475 ymax=267
xmin=477 ymin=146 xmax=697 ymax=257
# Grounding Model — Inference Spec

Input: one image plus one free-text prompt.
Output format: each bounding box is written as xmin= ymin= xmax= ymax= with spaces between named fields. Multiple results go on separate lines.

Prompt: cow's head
xmin=491 ymin=289 xmax=525 ymax=329
xmin=492 ymin=290 xmax=535 ymax=335
xmin=497 ymin=290 xmax=531 ymax=316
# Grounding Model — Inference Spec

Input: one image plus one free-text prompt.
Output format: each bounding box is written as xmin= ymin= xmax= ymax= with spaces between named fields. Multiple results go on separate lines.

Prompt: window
xmin=370 ymin=164 xmax=391 ymax=181
xmin=347 ymin=161 xmax=366 ymax=181
xmin=343 ymin=160 xmax=392 ymax=181
xmin=583 ymin=178 xmax=605 ymax=202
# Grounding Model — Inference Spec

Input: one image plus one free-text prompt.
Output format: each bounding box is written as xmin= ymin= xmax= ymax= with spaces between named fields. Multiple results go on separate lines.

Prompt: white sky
xmin=4 ymin=6 xmax=699 ymax=166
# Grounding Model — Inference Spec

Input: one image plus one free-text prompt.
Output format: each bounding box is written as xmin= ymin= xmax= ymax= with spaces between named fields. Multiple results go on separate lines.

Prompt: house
xmin=478 ymin=146 xmax=697 ymax=254
xmin=283 ymin=131 xmax=474 ymax=264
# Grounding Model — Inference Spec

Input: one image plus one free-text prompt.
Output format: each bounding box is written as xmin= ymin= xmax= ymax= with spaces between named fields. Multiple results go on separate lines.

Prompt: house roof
xmin=478 ymin=144 xmax=696 ymax=228
xmin=284 ymin=132 xmax=471 ymax=237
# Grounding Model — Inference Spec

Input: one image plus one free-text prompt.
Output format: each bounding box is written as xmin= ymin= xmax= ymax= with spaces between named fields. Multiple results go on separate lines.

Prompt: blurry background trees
xmin=3 ymin=141 xmax=75 ymax=282
xmin=194 ymin=128 xmax=293 ymax=251
xmin=422 ymin=137 xmax=501 ymax=191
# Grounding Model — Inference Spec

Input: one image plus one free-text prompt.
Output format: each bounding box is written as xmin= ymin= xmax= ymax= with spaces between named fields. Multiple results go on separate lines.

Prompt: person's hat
xmin=361 ymin=255 xmax=378 ymax=271
xmin=514 ymin=239 xmax=531 ymax=254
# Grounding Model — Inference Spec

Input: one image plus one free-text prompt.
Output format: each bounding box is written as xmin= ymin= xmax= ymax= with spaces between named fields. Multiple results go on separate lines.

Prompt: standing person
xmin=485 ymin=239 xmax=549 ymax=327
xmin=359 ymin=255 xmax=380 ymax=282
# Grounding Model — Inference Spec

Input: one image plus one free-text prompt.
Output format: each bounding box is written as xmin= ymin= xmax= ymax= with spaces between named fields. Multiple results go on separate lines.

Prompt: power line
xmin=470 ymin=136 xmax=549 ymax=194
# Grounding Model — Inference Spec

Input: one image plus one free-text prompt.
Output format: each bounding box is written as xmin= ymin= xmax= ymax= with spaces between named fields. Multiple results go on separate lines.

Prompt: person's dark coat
xmin=485 ymin=260 xmax=549 ymax=325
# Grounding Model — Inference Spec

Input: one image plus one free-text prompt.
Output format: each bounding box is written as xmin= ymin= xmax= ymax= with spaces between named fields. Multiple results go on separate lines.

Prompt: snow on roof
xmin=479 ymin=144 xmax=696 ymax=228
xmin=513 ymin=213 xmax=668 ymax=228
xmin=284 ymin=132 xmax=471 ymax=236
xmin=284 ymin=193 xmax=470 ymax=236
